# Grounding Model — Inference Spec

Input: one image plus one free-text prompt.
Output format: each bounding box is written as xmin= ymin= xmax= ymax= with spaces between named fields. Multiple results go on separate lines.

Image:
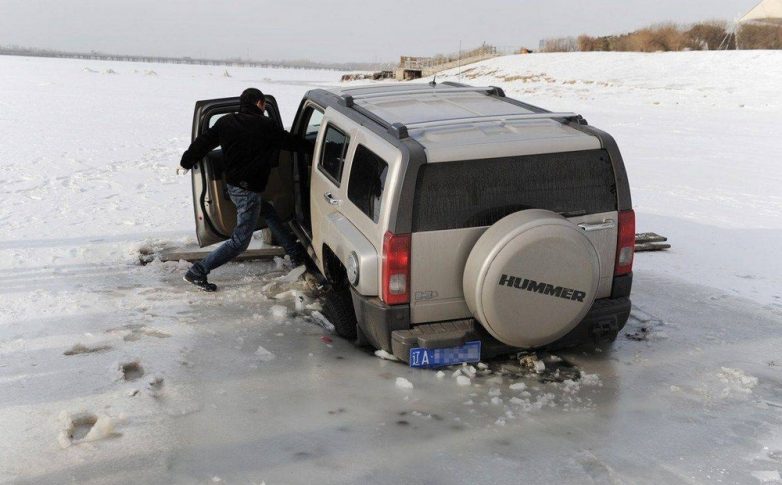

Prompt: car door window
xmin=348 ymin=145 xmax=389 ymax=223
xmin=318 ymin=124 xmax=349 ymax=186
xmin=305 ymin=109 xmax=324 ymax=138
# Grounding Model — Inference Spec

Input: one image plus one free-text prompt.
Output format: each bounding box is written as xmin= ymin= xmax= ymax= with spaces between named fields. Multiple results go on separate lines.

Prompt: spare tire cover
xmin=463 ymin=209 xmax=600 ymax=348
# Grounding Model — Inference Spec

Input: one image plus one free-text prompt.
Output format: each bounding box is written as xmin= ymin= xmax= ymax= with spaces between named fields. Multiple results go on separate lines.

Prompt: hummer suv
xmin=188 ymin=82 xmax=634 ymax=365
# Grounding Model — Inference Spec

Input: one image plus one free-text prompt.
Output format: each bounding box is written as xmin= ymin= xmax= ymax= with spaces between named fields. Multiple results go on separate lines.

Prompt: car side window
xmin=304 ymin=109 xmax=324 ymax=138
xmin=318 ymin=124 xmax=349 ymax=186
xmin=347 ymin=145 xmax=389 ymax=223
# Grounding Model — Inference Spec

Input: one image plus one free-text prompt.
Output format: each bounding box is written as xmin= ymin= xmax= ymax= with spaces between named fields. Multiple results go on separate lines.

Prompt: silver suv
xmin=189 ymin=83 xmax=635 ymax=366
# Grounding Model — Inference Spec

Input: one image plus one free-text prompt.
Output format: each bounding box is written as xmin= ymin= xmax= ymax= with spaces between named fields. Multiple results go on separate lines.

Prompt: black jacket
xmin=180 ymin=104 xmax=306 ymax=193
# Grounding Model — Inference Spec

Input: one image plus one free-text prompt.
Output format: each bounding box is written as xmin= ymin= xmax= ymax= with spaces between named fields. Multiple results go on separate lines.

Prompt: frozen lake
xmin=0 ymin=53 xmax=781 ymax=484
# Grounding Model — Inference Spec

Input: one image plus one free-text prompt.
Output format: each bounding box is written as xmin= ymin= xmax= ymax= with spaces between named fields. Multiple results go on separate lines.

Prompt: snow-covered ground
xmin=0 ymin=52 xmax=781 ymax=484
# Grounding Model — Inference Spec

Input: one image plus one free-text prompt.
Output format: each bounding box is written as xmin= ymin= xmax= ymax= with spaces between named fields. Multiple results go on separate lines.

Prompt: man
xmin=179 ymin=88 xmax=307 ymax=291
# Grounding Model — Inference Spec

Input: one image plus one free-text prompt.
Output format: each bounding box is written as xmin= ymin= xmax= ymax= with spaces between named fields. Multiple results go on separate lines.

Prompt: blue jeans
xmin=190 ymin=184 xmax=302 ymax=277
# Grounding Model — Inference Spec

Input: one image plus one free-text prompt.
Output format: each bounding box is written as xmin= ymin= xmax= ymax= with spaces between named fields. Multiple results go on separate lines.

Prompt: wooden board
xmin=159 ymin=247 xmax=285 ymax=263
xmin=635 ymin=242 xmax=671 ymax=252
xmin=635 ymin=232 xmax=668 ymax=244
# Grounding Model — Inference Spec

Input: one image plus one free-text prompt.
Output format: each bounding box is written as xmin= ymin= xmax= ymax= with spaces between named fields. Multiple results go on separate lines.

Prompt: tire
xmin=323 ymin=289 xmax=358 ymax=341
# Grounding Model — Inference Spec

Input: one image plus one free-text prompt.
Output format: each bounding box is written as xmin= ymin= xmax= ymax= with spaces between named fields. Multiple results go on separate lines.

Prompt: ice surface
xmin=1 ymin=53 xmax=781 ymax=484
xmin=751 ymin=470 xmax=781 ymax=482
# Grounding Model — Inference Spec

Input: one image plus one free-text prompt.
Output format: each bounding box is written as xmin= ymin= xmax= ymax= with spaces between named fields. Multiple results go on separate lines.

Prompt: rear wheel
xmin=323 ymin=289 xmax=358 ymax=341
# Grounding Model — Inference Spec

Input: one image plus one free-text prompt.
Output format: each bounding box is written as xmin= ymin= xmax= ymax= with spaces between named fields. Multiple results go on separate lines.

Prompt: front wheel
xmin=322 ymin=289 xmax=358 ymax=341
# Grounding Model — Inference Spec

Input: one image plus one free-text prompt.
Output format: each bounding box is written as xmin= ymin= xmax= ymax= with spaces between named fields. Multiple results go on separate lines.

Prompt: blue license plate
xmin=409 ymin=341 xmax=481 ymax=368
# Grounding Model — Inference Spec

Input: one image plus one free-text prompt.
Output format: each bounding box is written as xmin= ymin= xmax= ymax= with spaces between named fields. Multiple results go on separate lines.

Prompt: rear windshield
xmin=411 ymin=149 xmax=617 ymax=232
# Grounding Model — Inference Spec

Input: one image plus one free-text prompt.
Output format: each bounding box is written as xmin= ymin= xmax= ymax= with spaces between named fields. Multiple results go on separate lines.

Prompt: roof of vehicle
xmin=323 ymin=83 xmax=601 ymax=163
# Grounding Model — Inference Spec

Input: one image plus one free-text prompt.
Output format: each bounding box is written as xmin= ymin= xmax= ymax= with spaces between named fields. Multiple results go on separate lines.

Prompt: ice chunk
xmin=477 ymin=362 xmax=489 ymax=370
xmin=395 ymin=377 xmax=414 ymax=389
xmin=254 ymin=346 xmax=276 ymax=362
xmin=375 ymin=349 xmax=399 ymax=361
xmin=488 ymin=387 xmax=501 ymax=397
xmin=491 ymin=396 xmax=503 ymax=405
xmin=276 ymin=265 xmax=306 ymax=283
xmin=270 ymin=305 xmax=288 ymax=319
xmin=435 ymin=371 xmax=446 ymax=379
xmin=509 ymin=382 xmax=527 ymax=391
xmin=294 ymin=294 xmax=305 ymax=312
xmin=310 ymin=311 xmax=335 ymax=331
xmin=534 ymin=361 xmax=546 ymax=373
xmin=456 ymin=375 xmax=471 ymax=386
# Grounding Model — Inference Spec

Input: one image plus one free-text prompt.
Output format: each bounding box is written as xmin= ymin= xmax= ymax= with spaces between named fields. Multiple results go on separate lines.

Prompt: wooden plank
xmin=635 ymin=242 xmax=671 ymax=252
xmin=635 ymin=232 xmax=668 ymax=244
xmin=159 ymin=247 xmax=285 ymax=263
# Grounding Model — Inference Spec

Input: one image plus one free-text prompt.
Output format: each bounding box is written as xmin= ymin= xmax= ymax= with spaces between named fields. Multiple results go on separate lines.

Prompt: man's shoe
xmin=183 ymin=271 xmax=217 ymax=292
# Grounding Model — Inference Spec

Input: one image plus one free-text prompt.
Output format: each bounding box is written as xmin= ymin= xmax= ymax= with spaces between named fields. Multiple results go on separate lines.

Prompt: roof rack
xmin=333 ymin=84 xmax=580 ymax=140
xmin=339 ymin=85 xmax=504 ymax=108
xmin=404 ymin=112 xmax=581 ymax=130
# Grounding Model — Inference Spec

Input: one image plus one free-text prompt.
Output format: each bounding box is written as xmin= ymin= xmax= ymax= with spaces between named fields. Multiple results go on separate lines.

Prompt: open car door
xmin=189 ymin=95 xmax=294 ymax=247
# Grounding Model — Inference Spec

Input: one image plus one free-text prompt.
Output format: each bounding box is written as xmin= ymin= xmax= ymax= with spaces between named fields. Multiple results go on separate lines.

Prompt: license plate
xmin=409 ymin=341 xmax=481 ymax=368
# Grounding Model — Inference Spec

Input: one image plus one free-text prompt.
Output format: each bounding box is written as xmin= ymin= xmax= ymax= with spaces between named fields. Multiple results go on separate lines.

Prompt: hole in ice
xmin=69 ymin=414 xmax=98 ymax=441
xmin=121 ymin=361 xmax=144 ymax=381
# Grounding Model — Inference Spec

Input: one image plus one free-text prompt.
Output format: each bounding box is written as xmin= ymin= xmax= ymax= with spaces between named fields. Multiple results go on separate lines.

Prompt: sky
xmin=0 ymin=0 xmax=761 ymax=63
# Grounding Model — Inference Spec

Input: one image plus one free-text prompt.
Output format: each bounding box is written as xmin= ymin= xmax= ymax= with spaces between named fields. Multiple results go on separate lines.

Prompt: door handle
xmin=323 ymin=192 xmax=341 ymax=206
xmin=578 ymin=219 xmax=616 ymax=232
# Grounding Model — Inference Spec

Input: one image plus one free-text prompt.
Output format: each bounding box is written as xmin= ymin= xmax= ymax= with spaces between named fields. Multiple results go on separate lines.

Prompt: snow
xmin=430 ymin=51 xmax=782 ymax=307
xmin=0 ymin=52 xmax=781 ymax=484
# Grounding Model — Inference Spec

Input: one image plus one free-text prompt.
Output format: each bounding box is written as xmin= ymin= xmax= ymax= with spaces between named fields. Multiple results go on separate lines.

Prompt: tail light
xmin=382 ymin=231 xmax=411 ymax=305
xmin=615 ymin=209 xmax=635 ymax=276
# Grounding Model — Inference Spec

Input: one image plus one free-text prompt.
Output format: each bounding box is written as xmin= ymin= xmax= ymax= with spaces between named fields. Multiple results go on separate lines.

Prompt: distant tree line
xmin=540 ymin=21 xmax=782 ymax=53
xmin=0 ymin=44 xmax=394 ymax=71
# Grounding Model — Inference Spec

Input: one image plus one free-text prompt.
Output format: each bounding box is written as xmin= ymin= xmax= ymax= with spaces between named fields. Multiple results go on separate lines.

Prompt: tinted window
xmin=348 ymin=145 xmax=389 ymax=223
xmin=412 ymin=150 xmax=617 ymax=232
xmin=319 ymin=124 xmax=349 ymax=185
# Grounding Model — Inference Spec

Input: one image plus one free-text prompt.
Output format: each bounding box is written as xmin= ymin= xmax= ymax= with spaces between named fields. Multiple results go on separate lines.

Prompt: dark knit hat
xmin=240 ymin=87 xmax=265 ymax=107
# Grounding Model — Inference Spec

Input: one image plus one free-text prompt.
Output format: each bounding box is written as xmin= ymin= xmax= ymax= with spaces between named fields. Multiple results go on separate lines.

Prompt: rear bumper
xmin=351 ymin=278 xmax=632 ymax=358
xmin=350 ymin=288 xmax=410 ymax=352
